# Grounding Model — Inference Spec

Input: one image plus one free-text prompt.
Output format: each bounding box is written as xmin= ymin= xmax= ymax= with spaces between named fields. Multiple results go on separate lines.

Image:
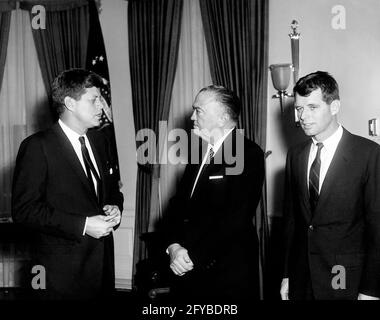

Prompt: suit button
xmin=309 ymin=225 xmax=314 ymax=230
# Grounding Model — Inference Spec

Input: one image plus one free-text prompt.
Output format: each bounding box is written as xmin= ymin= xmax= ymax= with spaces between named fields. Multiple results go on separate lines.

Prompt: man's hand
xmin=103 ymin=205 xmax=121 ymax=226
xmin=85 ymin=215 xmax=118 ymax=239
xmin=168 ymin=243 xmax=194 ymax=276
xmin=358 ymin=293 xmax=380 ymax=300
xmin=280 ymin=278 xmax=289 ymax=300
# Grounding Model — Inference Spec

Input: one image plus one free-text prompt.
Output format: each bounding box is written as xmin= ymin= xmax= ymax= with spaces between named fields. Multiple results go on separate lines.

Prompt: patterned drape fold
xmin=199 ymin=0 xmax=269 ymax=298
xmin=0 ymin=8 xmax=48 ymax=286
xmin=128 ymin=0 xmax=183 ymax=286
xmin=0 ymin=2 xmax=14 ymax=92
xmin=156 ymin=0 xmax=212 ymax=230
xmin=20 ymin=0 xmax=90 ymax=98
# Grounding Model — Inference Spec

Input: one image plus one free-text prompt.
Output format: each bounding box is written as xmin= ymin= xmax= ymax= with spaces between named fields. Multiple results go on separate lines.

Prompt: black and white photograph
xmin=0 ymin=0 xmax=380 ymax=316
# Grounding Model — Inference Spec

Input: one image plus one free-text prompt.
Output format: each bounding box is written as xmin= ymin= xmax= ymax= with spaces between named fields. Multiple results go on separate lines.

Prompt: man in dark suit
xmin=12 ymin=69 xmax=123 ymax=300
xmin=281 ymin=71 xmax=380 ymax=300
xmin=165 ymin=85 xmax=264 ymax=302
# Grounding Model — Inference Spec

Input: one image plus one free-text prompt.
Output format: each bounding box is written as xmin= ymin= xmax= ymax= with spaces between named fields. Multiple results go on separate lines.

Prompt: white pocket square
xmin=209 ymin=175 xmax=224 ymax=180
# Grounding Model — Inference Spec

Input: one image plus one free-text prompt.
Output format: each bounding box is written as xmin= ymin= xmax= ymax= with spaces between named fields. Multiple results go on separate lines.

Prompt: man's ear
xmin=64 ymin=96 xmax=75 ymax=111
xmin=330 ymin=100 xmax=340 ymax=115
xmin=219 ymin=112 xmax=229 ymax=126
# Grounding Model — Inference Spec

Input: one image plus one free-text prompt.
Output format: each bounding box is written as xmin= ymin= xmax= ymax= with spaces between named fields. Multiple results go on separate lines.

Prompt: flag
xmin=86 ymin=0 xmax=121 ymax=183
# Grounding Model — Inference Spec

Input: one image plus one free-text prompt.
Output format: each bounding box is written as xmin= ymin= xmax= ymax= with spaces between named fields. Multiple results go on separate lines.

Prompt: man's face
xmin=295 ymin=88 xmax=339 ymax=141
xmin=191 ymin=91 xmax=224 ymax=142
xmin=71 ymin=86 xmax=103 ymax=130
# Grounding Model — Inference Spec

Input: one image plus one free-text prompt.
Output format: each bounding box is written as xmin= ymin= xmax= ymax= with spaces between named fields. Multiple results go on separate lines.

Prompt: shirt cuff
xmin=82 ymin=217 xmax=88 ymax=236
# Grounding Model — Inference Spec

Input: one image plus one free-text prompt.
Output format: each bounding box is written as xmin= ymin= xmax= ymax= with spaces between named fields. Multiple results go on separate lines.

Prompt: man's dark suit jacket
xmin=283 ymin=128 xmax=380 ymax=299
xmin=12 ymin=123 xmax=123 ymax=299
xmin=166 ymin=129 xmax=264 ymax=302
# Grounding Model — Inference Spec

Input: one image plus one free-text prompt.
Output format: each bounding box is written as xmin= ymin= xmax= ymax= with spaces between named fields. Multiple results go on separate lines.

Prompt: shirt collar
xmin=208 ymin=127 xmax=235 ymax=154
xmin=58 ymin=119 xmax=86 ymax=144
xmin=311 ymin=124 xmax=343 ymax=150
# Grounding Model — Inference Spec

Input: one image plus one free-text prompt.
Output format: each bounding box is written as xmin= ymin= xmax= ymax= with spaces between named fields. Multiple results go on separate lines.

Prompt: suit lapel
xmin=298 ymin=141 xmax=312 ymax=219
xmin=190 ymin=162 xmax=212 ymax=200
xmin=87 ymin=131 xmax=106 ymax=205
xmin=313 ymin=129 xmax=351 ymax=219
xmin=190 ymin=129 xmax=236 ymax=200
xmin=87 ymin=133 xmax=105 ymax=181
xmin=51 ymin=124 xmax=98 ymax=205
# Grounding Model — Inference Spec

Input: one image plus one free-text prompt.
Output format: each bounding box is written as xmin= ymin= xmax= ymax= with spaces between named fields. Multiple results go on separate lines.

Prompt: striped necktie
xmin=79 ymin=136 xmax=102 ymax=204
xmin=309 ymin=142 xmax=324 ymax=212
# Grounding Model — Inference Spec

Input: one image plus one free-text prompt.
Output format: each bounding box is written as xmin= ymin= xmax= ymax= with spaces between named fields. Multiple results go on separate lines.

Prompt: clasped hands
xmin=85 ymin=205 xmax=121 ymax=239
xmin=168 ymin=243 xmax=194 ymax=276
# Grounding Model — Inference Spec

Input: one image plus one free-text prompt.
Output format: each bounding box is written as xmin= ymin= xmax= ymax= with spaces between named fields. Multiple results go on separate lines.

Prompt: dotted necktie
xmin=79 ymin=136 xmax=102 ymax=203
xmin=309 ymin=142 xmax=324 ymax=212
xmin=207 ymin=147 xmax=215 ymax=163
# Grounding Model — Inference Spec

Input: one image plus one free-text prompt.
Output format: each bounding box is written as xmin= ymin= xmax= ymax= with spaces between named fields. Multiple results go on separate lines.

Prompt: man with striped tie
xmin=281 ymin=71 xmax=380 ymax=300
xmin=12 ymin=69 xmax=123 ymax=299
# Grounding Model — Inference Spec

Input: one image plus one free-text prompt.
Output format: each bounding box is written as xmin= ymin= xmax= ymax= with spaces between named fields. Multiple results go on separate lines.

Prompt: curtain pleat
xmin=0 ymin=10 xmax=12 ymax=92
xmin=19 ymin=0 xmax=88 ymax=11
xmin=156 ymin=0 xmax=212 ymax=228
xmin=0 ymin=8 xmax=48 ymax=286
xmin=20 ymin=1 xmax=90 ymax=98
xmin=200 ymin=0 xmax=269 ymax=299
xmin=128 ymin=0 xmax=183 ymax=288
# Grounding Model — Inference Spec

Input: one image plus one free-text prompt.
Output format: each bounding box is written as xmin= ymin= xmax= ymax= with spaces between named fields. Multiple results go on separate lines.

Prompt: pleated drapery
xmin=0 ymin=2 xmax=14 ymax=92
xmin=20 ymin=0 xmax=90 ymax=98
xmin=128 ymin=0 xmax=183 ymax=285
xmin=200 ymin=0 xmax=269 ymax=299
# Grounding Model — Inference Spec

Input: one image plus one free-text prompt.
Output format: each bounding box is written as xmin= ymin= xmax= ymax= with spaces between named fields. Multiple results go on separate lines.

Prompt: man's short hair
xmin=51 ymin=68 xmax=104 ymax=116
xmin=198 ymin=85 xmax=241 ymax=123
xmin=293 ymin=71 xmax=340 ymax=104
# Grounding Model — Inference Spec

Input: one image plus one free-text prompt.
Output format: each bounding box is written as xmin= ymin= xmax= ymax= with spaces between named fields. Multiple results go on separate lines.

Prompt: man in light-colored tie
xmin=164 ymin=85 xmax=264 ymax=302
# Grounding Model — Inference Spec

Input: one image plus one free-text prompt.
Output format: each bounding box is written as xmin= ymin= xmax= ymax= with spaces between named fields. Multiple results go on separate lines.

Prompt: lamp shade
xmin=269 ymin=63 xmax=293 ymax=91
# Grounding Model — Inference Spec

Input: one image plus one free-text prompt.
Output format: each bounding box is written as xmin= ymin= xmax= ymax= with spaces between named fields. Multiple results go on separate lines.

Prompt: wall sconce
xmin=269 ymin=63 xmax=294 ymax=113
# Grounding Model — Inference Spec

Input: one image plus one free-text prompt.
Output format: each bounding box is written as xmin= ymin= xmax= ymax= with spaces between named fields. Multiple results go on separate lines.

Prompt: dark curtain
xmin=0 ymin=2 xmax=15 ymax=92
xmin=199 ymin=0 xmax=269 ymax=298
xmin=128 ymin=0 xmax=183 ymax=287
xmin=20 ymin=0 xmax=90 ymax=99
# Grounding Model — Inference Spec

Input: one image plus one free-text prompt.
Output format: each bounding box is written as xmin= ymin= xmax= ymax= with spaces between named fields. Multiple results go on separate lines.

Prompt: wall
xmin=267 ymin=0 xmax=380 ymax=219
xmin=98 ymin=0 xmax=136 ymax=289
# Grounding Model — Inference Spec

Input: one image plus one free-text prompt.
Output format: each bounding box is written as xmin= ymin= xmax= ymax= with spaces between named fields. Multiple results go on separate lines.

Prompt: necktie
xmin=79 ymin=136 xmax=102 ymax=203
xmin=309 ymin=142 xmax=324 ymax=212
xmin=207 ymin=147 xmax=214 ymax=164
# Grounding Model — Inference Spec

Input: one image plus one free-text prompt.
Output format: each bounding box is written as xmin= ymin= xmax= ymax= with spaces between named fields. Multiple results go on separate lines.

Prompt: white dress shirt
xmin=191 ymin=127 xmax=234 ymax=197
xmin=58 ymin=119 xmax=101 ymax=235
xmin=307 ymin=125 xmax=343 ymax=192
